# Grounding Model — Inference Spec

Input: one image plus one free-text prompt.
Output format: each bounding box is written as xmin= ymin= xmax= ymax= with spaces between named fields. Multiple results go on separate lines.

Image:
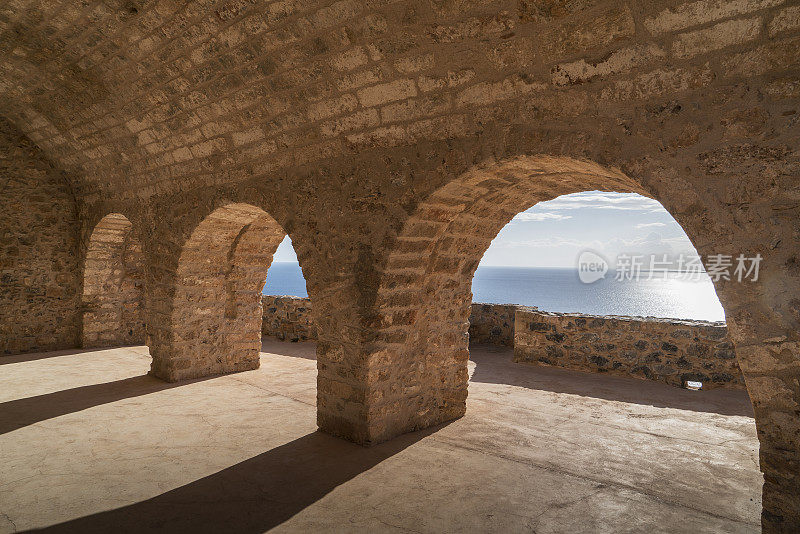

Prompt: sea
xmin=263 ymin=263 xmax=726 ymax=322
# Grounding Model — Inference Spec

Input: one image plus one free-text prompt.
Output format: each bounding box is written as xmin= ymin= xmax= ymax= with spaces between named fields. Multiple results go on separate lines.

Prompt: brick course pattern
xmin=0 ymin=118 xmax=81 ymax=354
xmin=263 ymin=298 xmax=743 ymax=389
xmin=262 ymin=295 xmax=316 ymax=341
xmin=81 ymin=213 xmax=146 ymax=348
xmin=1 ymin=0 xmax=799 ymax=527
xmin=514 ymin=308 xmax=743 ymax=390
xmin=468 ymin=303 xmax=517 ymax=347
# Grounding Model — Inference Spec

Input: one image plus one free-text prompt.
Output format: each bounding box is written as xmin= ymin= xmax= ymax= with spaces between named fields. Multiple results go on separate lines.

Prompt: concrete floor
xmin=0 ymin=340 xmax=761 ymax=533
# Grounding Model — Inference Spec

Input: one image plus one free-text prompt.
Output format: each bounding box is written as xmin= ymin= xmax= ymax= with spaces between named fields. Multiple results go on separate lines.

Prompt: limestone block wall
xmin=468 ymin=303 xmax=518 ymax=347
xmin=0 ymin=118 xmax=81 ymax=355
xmin=261 ymin=298 xmax=742 ymax=391
xmin=1 ymin=0 xmax=797 ymax=522
xmin=81 ymin=214 xmax=146 ymax=349
xmin=261 ymin=298 xmax=520 ymax=344
xmin=261 ymin=296 xmax=316 ymax=342
xmin=514 ymin=308 xmax=744 ymax=390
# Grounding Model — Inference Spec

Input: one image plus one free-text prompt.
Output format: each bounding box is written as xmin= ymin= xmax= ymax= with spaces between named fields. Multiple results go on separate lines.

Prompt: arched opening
xmin=150 ymin=203 xmax=305 ymax=382
xmin=261 ymin=236 xmax=313 ymax=342
xmin=372 ymin=155 xmax=762 ymax=524
xmin=374 ymin=156 xmax=652 ymax=436
xmin=467 ymin=190 xmax=746 ymax=390
xmin=473 ymin=191 xmax=726 ymax=321
xmin=82 ymin=213 xmax=145 ymax=349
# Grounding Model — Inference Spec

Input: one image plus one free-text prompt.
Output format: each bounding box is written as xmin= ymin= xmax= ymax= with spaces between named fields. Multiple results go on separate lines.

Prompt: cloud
xmin=534 ymin=192 xmax=665 ymax=212
xmin=501 ymin=236 xmax=602 ymax=249
xmin=512 ymin=212 xmax=573 ymax=222
xmin=635 ymin=222 xmax=667 ymax=229
xmin=604 ymin=232 xmax=698 ymax=260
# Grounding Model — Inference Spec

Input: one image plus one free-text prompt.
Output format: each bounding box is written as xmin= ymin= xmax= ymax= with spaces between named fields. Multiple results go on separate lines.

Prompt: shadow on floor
xmin=468 ymin=344 xmax=755 ymax=418
xmin=260 ymin=337 xmax=317 ymax=360
xmin=33 ymin=426 xmax=444 ymax=533
xmin=0 ymin=347 xmax=97 ymax=365
xmin=257 ymin=339 xmax=754 ymax=417
xmin=0 ymin=374 xmax=208 ymax=435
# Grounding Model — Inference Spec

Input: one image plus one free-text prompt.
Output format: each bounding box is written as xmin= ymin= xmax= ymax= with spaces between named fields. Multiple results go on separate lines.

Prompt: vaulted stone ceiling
xmin=2 ymin=0 xmax=792 ymax=207
xmin=1 ymin=1 xmax=799 ymax=530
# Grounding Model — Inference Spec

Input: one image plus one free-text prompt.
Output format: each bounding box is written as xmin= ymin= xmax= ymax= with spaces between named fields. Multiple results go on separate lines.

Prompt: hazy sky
xmin=272 ymin=191 xmax=699 ymax=269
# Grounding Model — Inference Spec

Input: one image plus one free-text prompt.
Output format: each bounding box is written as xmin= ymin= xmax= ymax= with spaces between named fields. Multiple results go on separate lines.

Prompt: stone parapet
xmin=263 ymin=298 xmax=742 ymax=390
xmin=261 ymin=295 xmax=316 ymax=342
xmin=514 ymin=307 xmax=743 ymax=390
xmin=468 ymin=303 xmax=518 ymax=347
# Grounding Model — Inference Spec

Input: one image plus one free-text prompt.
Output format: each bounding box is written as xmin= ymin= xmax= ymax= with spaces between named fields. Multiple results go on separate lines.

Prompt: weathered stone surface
xmin=671 ymin=17 xmax=762 ymax=59
xmin=514 ymin=308 xmax=744 ymax=390
xmin=0 ymin=0 xmax=798 ymax=527
xmin=468 ymin=303 xmax=517 ymax=347
xmin=0 ymin=118 xmax=81 ymax=354
xmin=769 ymin=5 xmax=800 ymax=36
xmin=260 ymin=299 xmax=516 ymax=347
xmin=262 ymin=295 xmax=316 ymax=342
xmin=644 ymin=0 xmax=781 ymax=35
xmin=147 ymin=203 xmax=286 ymax=382
xmin=81 ymin=214 xmax=146 ymax=349
xmin=263 ymin=298 xmax=742 ymax=389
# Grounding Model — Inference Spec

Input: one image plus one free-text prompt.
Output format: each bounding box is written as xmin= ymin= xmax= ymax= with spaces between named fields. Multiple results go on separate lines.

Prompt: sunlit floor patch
xmin=0 ymin=339 xmax=760 ymax=533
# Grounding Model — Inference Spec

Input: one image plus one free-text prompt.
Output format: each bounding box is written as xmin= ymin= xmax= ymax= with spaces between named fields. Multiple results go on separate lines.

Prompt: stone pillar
xmin=144 ymin=203 xmax=285 ymax=382
xmin=320 ymin=157 xmax=647 ymax=445
xmin=733 ymin=339 xmax=800 ymax=531
xmin=315 ymin=249 xmax=472 ymax=446
xmin=710 ymin=248 xmax=800 ymax=532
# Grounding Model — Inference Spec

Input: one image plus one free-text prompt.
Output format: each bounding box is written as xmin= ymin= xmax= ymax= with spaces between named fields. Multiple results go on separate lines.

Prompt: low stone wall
xmin=514 ymin=308 xmax=743 ymax=390
xmin=261 ymin=295 xmax=315 ymax=342
xmin=260 ymin=298 xmax=519 ymax=345
xmin=262 ymin=297 xmax=743 ymax=390
xmin=468 ymin=303 xmax=517 ymax=347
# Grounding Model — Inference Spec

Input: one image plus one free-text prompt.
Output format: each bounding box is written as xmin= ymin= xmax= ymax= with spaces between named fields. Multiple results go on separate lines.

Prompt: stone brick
xmin=427 ymin=13 xmax=515 ymax=43
xmin=552 ymin=44 xmax=666 ymax=86
xmin=672 ymin=17 xmax=761 ymax=59
xmin=644 ymin=0 xmax=781 ymax=35
xmin=320 ymin=108 xmax=380 ymax=136
xmin=231 ymin=127 xmax=265 ymax=146
xmin=306 ymin=94 xmax=359 ymax=121
xmin=722 ymin=35 xmax=800 ymax=78
xmin=346 ymin=125 xmax=409 ymax=149
xmin=769 ymin=5 xmax=800 ymax=36
xmin=394 ymin=53 xmax=435 ymax=74
xmin=357 ymin=78 xmax=417 ymax=108
xmin=531 ymin=5 xmax=636 ymax=61
xmin=518 ymin=0 xmax=601 ymax=24
xmin=599 ymin=65 xmax=714 ymax=101
xmin=456 ymin=74 xmax=546 ymax=107
xmin=417 ymin=69 xmax=476 ymax=92
xmin=336 ymin=67 xmax=385 ymax=92
xmin=331 ymin=46 xmax=370 ymax=71
xmin=407 ymin=114 xmax=467 ymax=141
xmin=380 ymin=94 xmax=451 ymax=123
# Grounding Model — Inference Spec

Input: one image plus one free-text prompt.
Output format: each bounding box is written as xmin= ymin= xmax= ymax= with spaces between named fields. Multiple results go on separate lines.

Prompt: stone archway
xmin=148 ymin=203 xmax=290 ymax=382
xmin=81 ymin=213 xmax=145 ymax=349
xmin=363 ymin=153 xmax=800 ymax=527
xmin=365 ymin=156 xmax=649 ymax=442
